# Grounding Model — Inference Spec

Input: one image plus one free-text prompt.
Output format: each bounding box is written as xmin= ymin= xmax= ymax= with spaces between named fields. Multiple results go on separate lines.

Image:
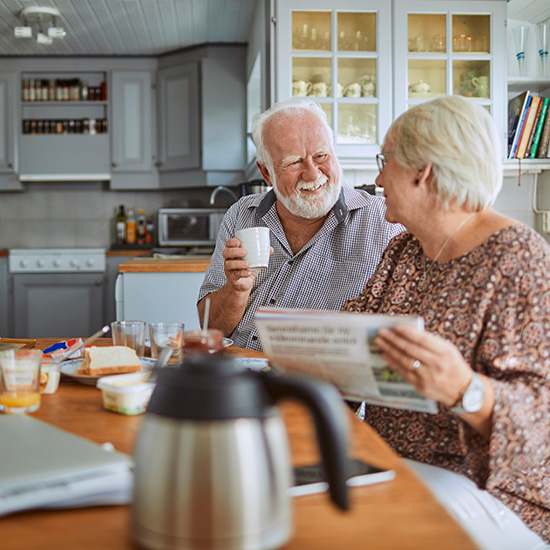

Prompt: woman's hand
xmin=374 ymin=324 xmax=473 ymax=407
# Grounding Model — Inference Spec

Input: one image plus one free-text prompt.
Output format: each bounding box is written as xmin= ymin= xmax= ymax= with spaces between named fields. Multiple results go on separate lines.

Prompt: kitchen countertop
xmin=0 ymin=249 xmax=8 ymax=257
xmin=118 ymin=257 xmax=211 ymax=273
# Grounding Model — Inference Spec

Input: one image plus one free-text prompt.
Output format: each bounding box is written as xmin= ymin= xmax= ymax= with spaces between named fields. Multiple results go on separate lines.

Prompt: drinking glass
xmin=149 ymin=322 xmax=184 ymax=364
xmin=111 ymin=320 xmax=146 ymax=356
xmin=513 ymin=26 xmax=530 ymax=76
xmin=539 ymin=22 xmax=549 ymax=77
xmin=0 ymin=350 xmax=42 ymax=414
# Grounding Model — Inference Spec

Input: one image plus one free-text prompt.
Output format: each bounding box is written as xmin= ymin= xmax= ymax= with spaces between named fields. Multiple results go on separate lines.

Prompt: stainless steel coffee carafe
xmin=132 ymin=354 xmax=349 ymax=550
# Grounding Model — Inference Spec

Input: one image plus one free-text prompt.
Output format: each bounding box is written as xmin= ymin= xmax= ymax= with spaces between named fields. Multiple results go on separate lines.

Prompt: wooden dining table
xmin=0 ymin=338 xmax=477 ymax=550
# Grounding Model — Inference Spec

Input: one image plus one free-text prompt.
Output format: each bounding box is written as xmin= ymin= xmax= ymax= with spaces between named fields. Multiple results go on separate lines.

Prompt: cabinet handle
xmin=94 ymin=280 xmax=103 ymax=286
xmin=111 ymin=161 xmax=119 ymax=167
xmin=154 ymin=160 xmax=163 ymax=167
xmin=8 ymin=162 xmax=14 ymax=169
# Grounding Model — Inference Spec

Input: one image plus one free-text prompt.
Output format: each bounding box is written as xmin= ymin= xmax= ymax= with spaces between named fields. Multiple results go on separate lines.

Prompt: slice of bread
xmin=78 ymin=346 xmax=142 ymax=376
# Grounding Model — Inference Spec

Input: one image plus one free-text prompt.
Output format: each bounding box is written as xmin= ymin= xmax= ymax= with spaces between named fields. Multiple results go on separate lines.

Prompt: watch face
xmin=462 ymin=374 xmax=485 ymax=413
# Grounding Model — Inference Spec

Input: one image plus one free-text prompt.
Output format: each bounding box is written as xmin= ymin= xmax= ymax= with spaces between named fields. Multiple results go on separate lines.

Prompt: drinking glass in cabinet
xmin=453 ymin=61 xmax=490 ymax=98
xmin=337 ymin=12 xmax=376 ymax=52
xmin=408 ymin=14 xmax=446 ymax=53
xmin=452 ymin=14 xmax=490 ymax=54
xmin=337 ymin=105 xmax=376 ymax=145
xmin=408 ymin=60 xmax=446 ymax=98
xmin=338 ymin=58 xmax=377 ymax=98
xmin=292 ymin=58 xmax=331 ymax=97
xmin=292 ymin=11 xmax=331 ymax=51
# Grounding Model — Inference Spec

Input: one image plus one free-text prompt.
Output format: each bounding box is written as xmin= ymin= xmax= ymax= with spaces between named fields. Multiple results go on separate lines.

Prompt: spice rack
xmin=19 ymin=71 xmax=111 ymax=180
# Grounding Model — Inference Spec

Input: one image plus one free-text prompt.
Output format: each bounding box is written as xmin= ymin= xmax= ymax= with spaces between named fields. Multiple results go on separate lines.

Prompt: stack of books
xmin=508 ymin=91 xmax=550 ymax=159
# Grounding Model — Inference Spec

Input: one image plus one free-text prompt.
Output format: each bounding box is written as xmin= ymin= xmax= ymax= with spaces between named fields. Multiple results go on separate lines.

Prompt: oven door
xmin=11 ymin=272 xmax=105 ymax=338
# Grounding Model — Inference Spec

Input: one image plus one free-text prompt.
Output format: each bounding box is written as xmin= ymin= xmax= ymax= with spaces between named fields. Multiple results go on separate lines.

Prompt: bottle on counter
xmin=126 ymin=206 xmax=137 ymax=245
xmin=115 ymin=205 xmax=126 ymax=245
xmin=137 ymin=209 xmax=147 ymax=245
xmin=145 ymin=215 xmax=155 ymax=245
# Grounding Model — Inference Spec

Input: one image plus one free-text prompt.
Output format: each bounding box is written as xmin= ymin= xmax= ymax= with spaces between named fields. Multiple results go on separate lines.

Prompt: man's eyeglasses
xmin=376 ymin=152 xmax=395 ymax=173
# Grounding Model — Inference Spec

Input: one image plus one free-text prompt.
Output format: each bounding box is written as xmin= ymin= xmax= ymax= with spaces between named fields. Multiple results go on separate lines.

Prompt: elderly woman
xmin=343 ymin=95 xmax=550 ymax=550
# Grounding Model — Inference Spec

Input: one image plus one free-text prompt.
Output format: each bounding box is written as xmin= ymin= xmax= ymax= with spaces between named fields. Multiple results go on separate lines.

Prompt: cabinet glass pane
xmin=292 ymin=58 xmax=331 ymax=97
xmin=319 ymin=104 xmax=332 ymax=127
xmin=408 ymin=60 xmax=446 ymax=98
xmin=337 ymin=104 xmax=376 ymax=144
xmin=292 ymin=11 xmax=331 ymax=51
xmin=452 ymin=15 xmax=490 ymax=53
xmin=338 ymin=59 xmax=377 ymax=98
xmin=337 ymin=13 xmax=376 ymax=52
xmin=408 ymin=14 xmax=446 ymax=53
xmin=453 ymin=61 xmax=490 ymax=98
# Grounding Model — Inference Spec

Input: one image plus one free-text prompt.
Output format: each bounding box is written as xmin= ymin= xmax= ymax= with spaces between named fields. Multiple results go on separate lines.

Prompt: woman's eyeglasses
xmin=376 ymin=152 xmax=395 ymax=173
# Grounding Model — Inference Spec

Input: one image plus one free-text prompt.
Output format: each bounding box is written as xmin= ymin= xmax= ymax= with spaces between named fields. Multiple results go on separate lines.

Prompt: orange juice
xmin=0 ymin=391 xmax=40 ymax=411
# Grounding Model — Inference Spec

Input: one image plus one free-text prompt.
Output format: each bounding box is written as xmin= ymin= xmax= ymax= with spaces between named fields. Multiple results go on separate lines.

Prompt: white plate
xmin=60 ymin=357 xmax=156 ymax=386
xmin=223 ymin=338 xmax=233 ymax=348
xmin=233 ymin=358 xmax=270 ymax=372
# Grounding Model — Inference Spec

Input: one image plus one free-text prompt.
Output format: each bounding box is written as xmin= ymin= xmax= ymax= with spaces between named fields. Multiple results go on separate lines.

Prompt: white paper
xmin=256 ymin=308 xmax=438 ymax=414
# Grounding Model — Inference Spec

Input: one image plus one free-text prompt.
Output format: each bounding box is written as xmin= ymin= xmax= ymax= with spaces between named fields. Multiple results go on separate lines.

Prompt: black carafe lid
xmin=146 ymin=354 xmax=273 ymax=420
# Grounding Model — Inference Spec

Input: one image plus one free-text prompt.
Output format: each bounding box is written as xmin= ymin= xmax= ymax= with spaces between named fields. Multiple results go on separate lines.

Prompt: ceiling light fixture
xmin=14 ymin=6 xmax=66 ymax=45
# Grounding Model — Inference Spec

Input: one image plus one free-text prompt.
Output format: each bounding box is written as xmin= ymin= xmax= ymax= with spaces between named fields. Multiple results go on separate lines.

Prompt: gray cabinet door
xmin=12 ymin=273 xmax=104 ymax=338
xmin=157 ymin=63 xmax=200 ymax=172
xmin=111 ymin=71 xmax=154 ymax=173
xmin=0 ymin=72 xmax=17 ymax=178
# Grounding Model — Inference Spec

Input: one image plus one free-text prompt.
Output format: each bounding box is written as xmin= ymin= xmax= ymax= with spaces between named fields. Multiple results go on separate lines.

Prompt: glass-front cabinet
xmin=275 ymin=0 xmax=392 ymax=160
xmin=393 ymin=0 xmax=507 ymax=154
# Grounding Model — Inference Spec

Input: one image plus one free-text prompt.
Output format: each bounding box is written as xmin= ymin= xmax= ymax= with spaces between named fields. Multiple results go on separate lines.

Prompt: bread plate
xmin=60 ymin=357 xmax=157 ymax=386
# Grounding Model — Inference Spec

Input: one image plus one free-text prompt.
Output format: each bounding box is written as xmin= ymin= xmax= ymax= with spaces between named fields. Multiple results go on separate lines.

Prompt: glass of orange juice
xmin=0 ymin=349 xmax=42 ymax=414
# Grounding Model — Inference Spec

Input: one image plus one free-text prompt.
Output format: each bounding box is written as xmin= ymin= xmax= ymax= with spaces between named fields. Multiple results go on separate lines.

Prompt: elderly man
xmin=197 ymin=99 xmax=402 ymax=350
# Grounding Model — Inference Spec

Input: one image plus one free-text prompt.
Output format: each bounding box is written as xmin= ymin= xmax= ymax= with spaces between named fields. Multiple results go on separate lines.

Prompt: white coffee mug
xmin=311 ymin=82 xmax=329 ymax=97
xmin=344 ymin=83 xmax=361 ymax=98
xmin=235 ymin=227 xmax=271 ymax=270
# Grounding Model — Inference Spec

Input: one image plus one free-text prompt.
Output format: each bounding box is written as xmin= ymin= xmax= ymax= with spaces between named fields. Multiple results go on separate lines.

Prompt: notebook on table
xmin=0 ymin=415 xmax=133 ymax=516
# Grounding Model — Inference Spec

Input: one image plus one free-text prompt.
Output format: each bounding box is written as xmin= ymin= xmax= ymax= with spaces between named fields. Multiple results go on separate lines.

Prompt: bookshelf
xmin=505 ymin=77 xmax=550 ymax=176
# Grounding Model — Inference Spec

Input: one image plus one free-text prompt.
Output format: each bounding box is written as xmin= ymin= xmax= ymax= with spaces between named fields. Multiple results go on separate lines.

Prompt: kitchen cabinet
xmin=157 ymin=46 xmax=247 ymax=188
xmin=157 ymin=63 xmax=200 ymax=172
xmin=393 ymin=0 xmax=507 ymax=157
xmin=110 ymin=70 xmax=158 ymax=189
xmin=115 ymin=258 xmax=210 ymax=331
xmin=18 ymin=71 xmax=110 ymax=181
xmin=272 ymin=0 xmax=507 ymax=164
xmin=0 ymin=72 xmax=21 ymax=191
xmin=275 ymin=0 xmax=392 ymax=162
xmin=11 ymin=272 xmax=105 ymax=338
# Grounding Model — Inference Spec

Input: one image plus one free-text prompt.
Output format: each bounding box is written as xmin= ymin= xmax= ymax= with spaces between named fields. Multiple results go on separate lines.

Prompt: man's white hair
xmin=251 ymin=99 xmax=334 ymax=177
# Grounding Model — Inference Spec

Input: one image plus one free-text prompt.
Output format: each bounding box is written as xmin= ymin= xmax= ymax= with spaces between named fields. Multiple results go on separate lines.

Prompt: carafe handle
xmin=262 ymin=371 xmax=350 ymax=510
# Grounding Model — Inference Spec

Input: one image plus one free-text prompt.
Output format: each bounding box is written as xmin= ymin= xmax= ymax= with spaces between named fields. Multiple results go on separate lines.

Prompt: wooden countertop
xmin=106 ymin=249 xmax=152 ymax=257
xmin=0 ymin=249 xmax=8 ymax=257
xmin=118 ymin=257 xmax=211 ymax=273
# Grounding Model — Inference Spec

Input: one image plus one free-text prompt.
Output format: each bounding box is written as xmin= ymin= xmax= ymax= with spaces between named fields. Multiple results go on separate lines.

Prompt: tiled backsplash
xmin=0 ymin=171 xmax=544 ymax=249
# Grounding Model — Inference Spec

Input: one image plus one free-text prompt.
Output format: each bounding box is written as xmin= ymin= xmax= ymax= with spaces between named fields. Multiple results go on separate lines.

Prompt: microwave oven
xmin=157 ymin=208 xmax=227 ymax=246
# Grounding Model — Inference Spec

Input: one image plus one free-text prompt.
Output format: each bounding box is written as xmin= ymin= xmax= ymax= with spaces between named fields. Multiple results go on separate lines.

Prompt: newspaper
xmin=255 ymin=308 xmax=438 ymax=414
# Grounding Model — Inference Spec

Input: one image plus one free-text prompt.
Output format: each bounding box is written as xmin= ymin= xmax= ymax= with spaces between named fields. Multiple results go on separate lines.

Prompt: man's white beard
xmin=272 ymin=173 xmax=341 ymax=219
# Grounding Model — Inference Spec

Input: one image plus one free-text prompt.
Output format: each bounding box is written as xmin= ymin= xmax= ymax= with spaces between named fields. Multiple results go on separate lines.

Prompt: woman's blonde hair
xmin=386 ymin=95 xmax=502 ymax=211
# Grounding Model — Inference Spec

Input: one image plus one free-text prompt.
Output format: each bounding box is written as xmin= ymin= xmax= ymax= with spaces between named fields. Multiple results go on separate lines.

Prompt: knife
xmin=62 ymin=325 xmax=110 ymax=360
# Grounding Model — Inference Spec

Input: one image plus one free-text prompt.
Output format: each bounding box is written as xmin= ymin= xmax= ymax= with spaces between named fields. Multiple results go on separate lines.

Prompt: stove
xmin=9 ymin=248 xmax=106 ymax=273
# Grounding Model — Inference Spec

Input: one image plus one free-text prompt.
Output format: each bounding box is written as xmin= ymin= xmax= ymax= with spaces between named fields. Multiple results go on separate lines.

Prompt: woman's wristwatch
xmin=450 ymin=373 xmax=485 ymax=414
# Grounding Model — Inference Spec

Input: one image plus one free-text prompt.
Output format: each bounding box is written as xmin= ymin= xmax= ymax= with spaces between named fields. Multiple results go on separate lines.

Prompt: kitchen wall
xmin=0 ymin=185 xmax=234 ymax=249
xmin=0 ymin=170 xmax=545 ymax=249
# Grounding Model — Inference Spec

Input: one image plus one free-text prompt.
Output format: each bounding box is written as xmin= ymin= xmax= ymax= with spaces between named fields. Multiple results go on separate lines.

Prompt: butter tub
xmin=96 ymin=372 xmax=155 ymax=415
